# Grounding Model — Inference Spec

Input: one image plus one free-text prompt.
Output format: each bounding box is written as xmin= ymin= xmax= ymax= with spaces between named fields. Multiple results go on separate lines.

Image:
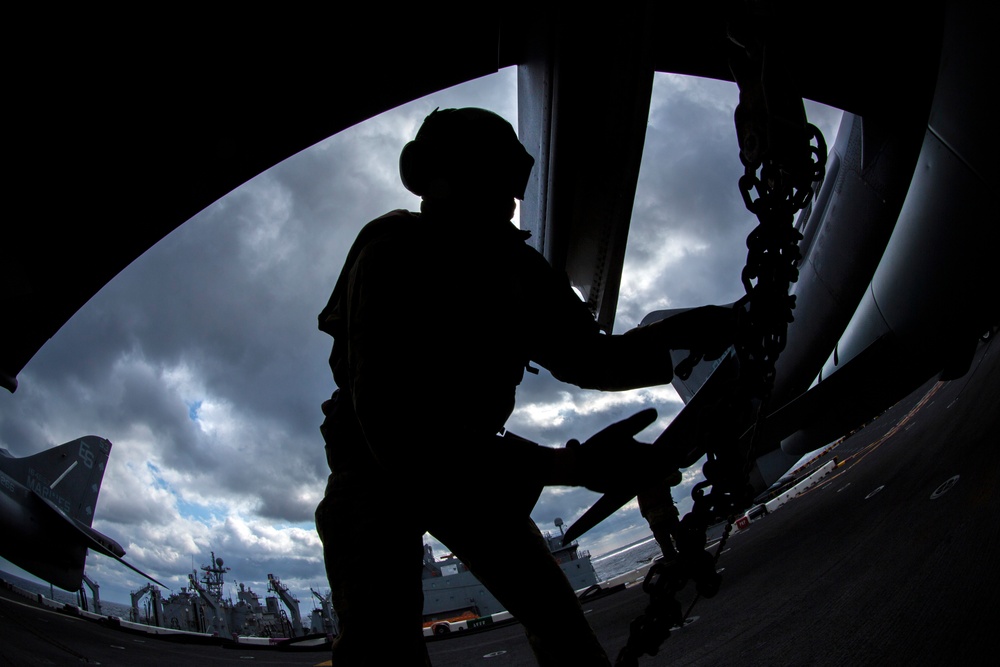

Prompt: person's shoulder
xmin=355 ymin=210 xmax=420 ymax=247
xmin=354 ymin=210 xmax=425 ymax=266
xmin=506 ymin=229 xmax=555 ymax=272
xmin=363 ymin=209 xmax=419 ymax=234
xmin=372 ymin=208 xmax=419 ymax=224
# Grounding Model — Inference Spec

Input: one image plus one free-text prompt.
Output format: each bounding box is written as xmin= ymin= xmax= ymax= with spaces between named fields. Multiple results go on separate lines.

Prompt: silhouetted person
xmin=315 ymin=107 xmax=733 ymax=666
xmin=639 ymin=470 xmax=683 ymax=560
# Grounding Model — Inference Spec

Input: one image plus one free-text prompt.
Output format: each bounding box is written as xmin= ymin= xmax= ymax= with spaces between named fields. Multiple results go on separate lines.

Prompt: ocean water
xmin=590 ymin=536 xmax=664 ymax=583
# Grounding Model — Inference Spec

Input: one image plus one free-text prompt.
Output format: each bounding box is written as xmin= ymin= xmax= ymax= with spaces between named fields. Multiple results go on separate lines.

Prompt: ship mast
xmin=199 ymin=551 xmax=231 ymax=600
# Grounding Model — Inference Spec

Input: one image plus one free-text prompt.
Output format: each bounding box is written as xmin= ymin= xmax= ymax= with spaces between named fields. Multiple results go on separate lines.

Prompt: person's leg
xmin=317 ymin=393 xmax=431 ymax=666
xmin=639 ymin=484 xmax=681 ymax=560
xmin=317 ymin=478 xmax=430 ymax=666
xmin=430 ymin=514 xmax=610 ymax=667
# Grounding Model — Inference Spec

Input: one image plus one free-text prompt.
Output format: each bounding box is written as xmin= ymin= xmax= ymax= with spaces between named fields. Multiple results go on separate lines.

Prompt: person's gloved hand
xmin=667 ymin=305 xmax=738 ymax=361
xmin=566 ymin=408 xmax=658 ymax=493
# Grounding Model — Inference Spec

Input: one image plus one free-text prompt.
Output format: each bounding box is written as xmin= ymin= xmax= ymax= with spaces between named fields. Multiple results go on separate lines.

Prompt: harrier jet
xmin=0 ymin=436 xmax=165 ymax=591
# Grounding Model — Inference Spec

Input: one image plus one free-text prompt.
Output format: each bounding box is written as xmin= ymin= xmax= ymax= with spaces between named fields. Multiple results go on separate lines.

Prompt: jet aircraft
xmin=5 ymin=1 xmax=994 ymax=486
xmin=1 ymin=0 xmax=996 ymax=636
xmin=0 ymin=436 xmax=166 ymax=591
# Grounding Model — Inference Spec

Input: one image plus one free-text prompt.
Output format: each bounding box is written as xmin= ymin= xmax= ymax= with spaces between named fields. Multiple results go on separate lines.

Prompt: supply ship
xmin=421 ymin=518 xmax=599 ymax=634
xmin=128 ymin=552 xmax=336 ymax=640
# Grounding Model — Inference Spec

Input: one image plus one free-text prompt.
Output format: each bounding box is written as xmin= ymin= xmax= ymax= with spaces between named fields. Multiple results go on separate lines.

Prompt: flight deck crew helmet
xmin=399 ymin=107 xmax=535 ymax=201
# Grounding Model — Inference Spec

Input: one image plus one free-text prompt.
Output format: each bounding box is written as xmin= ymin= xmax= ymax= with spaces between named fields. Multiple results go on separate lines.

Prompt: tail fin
xmin=7 ymin=435 xmax=111 ymax=528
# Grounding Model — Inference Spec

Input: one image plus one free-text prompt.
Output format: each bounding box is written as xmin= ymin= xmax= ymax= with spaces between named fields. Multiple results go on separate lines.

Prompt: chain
xmin=615 ymin=4 xmax=827 ymax=664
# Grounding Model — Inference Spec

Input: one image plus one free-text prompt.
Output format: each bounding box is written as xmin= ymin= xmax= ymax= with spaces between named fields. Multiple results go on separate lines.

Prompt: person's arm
xmin=527 ymin=252 xmax=736 ymax=391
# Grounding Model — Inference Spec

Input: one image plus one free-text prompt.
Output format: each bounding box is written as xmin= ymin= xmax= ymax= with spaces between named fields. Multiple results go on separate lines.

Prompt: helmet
xmin=399 ymin=108 xmax=535 ymax=200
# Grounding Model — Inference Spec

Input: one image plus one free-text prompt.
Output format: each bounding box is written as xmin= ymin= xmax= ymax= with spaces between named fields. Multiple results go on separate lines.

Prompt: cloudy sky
xmin=0 ymin=67 xmax=841 ymax=607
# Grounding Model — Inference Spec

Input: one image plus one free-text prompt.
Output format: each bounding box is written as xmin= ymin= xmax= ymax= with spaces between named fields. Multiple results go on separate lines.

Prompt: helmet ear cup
xmin=400 ymin=139 xmax=453 ymax=199
xmin=399 ymin=139 xmax=429 ymax=196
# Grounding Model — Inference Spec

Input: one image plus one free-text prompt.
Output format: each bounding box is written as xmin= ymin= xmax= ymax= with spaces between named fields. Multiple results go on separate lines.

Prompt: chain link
xmin=616 ymin=4 xmax=828 ymax=662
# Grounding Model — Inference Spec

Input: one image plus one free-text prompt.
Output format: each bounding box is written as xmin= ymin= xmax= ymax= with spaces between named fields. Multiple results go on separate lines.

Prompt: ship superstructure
xmin=421 ymin=519 xmax=598 ymax=623
xmin=128 ymin=552 xmax=316 ymax=638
